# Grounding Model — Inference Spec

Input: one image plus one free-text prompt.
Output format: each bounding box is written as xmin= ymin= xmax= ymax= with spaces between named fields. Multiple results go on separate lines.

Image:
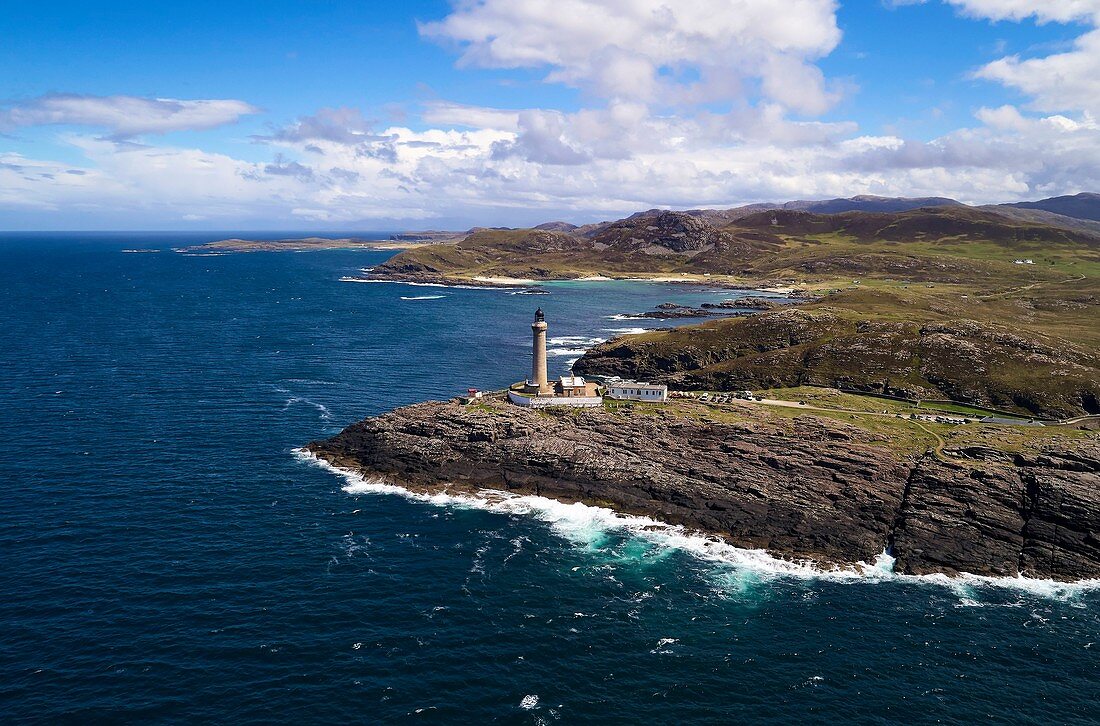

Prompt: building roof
xmin=559 ymin=375 xmax=586 ymax=387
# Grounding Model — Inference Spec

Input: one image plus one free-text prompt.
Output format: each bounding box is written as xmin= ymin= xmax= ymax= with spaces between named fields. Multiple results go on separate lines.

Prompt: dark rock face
xmin=638 ymin=307 xmax=715 ymax=319
xmin=590 ymin=211 xmax=722 ymax=253
xmin=308 ymin=400 xmax=1100 ymax=581
xmin=891 ymin=450 xmax=1100 ymax=579
xmin=701 ymin=297 xmax=781 ymax=310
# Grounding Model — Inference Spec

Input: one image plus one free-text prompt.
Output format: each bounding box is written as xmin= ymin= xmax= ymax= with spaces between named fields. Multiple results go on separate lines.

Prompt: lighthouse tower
xmin=529 ymin=308 xmax=551 ymax=395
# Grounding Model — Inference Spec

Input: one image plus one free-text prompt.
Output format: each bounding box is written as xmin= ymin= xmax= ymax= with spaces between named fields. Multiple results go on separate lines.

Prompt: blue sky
xmin=1 ymin=0 xmax=1097 ymax=229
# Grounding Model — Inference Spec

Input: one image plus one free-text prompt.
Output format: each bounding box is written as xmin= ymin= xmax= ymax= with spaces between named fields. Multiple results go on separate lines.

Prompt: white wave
xmin=294 ymin=449 xmax=1100 ymax=599
xmin=546 ymin=348 xmax=590 ymax=357
xmin=400 ymin=295 xmax=446 ymax=300
xmin=283 ymin=397 xmax=333 ymax=421
xmin=606 ymin=314 xmax=648 ymax=321
xmin=549 ymin=336 xmax=605 ymax=347
xmin=602 ymin=327 xmax=651 ymax=335
xmin=338 ymin=277 xmax=519 ymax=291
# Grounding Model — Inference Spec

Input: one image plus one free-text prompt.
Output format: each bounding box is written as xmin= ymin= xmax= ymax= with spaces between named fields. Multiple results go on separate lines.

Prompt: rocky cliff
xmin=308 ymin=398 xmax=1100 ymax=581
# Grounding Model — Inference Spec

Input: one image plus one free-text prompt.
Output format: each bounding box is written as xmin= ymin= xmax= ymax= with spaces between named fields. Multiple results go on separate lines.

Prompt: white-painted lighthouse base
xmin=508 ymin=391 xmax=603 ymax=408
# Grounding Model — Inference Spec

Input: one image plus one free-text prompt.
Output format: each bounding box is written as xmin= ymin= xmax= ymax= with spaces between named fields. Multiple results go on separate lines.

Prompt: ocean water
xmin=1 ymin=233 xmax=1097 ymax=724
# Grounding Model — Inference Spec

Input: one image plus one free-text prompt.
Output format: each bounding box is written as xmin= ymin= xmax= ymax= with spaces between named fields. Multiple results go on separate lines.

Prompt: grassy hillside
xmin=575 ymin=282 xmax=1100 ymax=418
xmin=374 ymin=206 xmax=1100 ymax=286
xmin=371 ymin=205 xmax=1100 ymax=417
xmin=1001 ymin=192 xmax=1100 ymax=222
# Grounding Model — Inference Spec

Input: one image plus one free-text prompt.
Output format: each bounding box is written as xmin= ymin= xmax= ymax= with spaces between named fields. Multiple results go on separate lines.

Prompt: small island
xmin=174 ymin=236 xmax=416 ymax=254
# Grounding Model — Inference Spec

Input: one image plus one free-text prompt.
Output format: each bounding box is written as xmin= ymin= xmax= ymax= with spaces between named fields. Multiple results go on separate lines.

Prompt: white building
xmin=606 ymin=382 xmax=668 ymax=402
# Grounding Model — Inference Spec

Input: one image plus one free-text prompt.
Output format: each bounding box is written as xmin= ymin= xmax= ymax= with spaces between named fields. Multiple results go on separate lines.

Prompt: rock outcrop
xmin=308 ymin=399 xmax=1100 ymax=581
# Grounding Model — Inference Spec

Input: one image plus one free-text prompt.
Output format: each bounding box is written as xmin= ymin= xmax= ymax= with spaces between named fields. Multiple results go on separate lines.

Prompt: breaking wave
xmin=546 ymin=348 xmax=590 ymax=358
xmin=401 ymin=295 xmax=446 ymax=300
xmin=294 ymin=449 xmax=1099 ymax=600
xmin=603 ymin=327 xmax=651 ymax=335
xmin=549 ymin=336 xmax=605 ymax=347
xmin=283 ymin=397 xmax=333 ymax=421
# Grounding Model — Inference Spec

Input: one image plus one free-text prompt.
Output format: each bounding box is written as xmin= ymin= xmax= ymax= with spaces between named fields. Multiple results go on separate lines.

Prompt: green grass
xmin=379 ymin=207 xmax=1100 ymax=419
xmin=744 ymin=386 xmax=1032 ymax=420
xmin=915 ymin=401 xmax=1027 ymax=419
xmin=750 ymin=386 xmax=916 ymax=414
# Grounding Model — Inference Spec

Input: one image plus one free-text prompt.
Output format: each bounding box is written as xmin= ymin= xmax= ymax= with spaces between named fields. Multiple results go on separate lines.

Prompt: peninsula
xmin=307 ymin=394 xmax=1099 ymax=581
xmin=307 ymin=193 xmax=1100 ymax=581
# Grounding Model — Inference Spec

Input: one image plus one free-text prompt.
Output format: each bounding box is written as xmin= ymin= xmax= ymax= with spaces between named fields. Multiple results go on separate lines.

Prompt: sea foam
xmin=603 ymin=327 xmax=651 ymax=335
xmin=283 ymin=397 xmax=333 ymax=421
xmin=294 ymin=449 xmax=1100 ymax=600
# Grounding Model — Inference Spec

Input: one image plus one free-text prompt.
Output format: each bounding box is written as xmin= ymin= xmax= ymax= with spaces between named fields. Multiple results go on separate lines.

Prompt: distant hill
xmin=765 ymin=194 xmax=963 ymax=214
xmin=372 ymin=205 xmax=1099 ymax=285
xmin=532 ymin=221 xmax=579 ymax=232
xmin=367 ymin=200 xmax=1100 ymax=417
xmin=999 ymin=192 xmax=1100 ymax=222
xmin=978 ymin=204 xmax=1100 ymax=237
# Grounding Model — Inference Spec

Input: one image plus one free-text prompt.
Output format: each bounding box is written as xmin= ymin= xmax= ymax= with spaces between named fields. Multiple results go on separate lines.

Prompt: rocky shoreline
xmin=307 ymin=398 xmax=1100 ymax=582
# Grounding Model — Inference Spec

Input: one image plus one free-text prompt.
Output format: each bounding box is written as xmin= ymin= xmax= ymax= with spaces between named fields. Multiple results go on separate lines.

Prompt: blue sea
xmin=2 ymin=233 xmax=1097 ymax=724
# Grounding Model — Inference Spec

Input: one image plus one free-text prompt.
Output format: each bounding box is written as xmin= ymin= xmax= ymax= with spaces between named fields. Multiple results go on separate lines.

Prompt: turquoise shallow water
xmin=1 ymin=233 xmax=1097 ymax=724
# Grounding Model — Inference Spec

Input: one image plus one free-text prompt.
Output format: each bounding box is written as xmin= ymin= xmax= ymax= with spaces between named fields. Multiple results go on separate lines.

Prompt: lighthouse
xmin=530 ymin=308 xmax=551 ymax=394
xmin=508 ymin=308 xmax=602 ymax=407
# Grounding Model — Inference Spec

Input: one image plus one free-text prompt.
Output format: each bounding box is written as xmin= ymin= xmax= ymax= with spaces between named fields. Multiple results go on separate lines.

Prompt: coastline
xmin=304 ymin=397 xmax=1100 ymax=585
xmin=296 ymin=447 xmax=1100 ymax=596
xmin=173 ymin=237 xmax=421 ymax=254
xmin=355 ymin=269 xmax=804 ymax=294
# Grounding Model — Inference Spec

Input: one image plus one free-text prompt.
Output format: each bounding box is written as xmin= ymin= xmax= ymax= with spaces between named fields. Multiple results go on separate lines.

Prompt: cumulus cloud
xmin=945 ymin=0 xmax=1099 ymax=23
xmin=257 ymin=106 xmax=387 ymax=144
xmin=421 ymin=101 xmax=521 ymax=131
xmin=419 ymin=0 xmax=843 ymax=114
xmin=942 ymin=0 xmax=1100 ymax=114
xmin=975 ymin=28 xmax=1100 ymax=114
xmin=0 ymin=94 xmax=259 ymax=137
xmin=4 ymin=1 xmax=1100 ymax=227
xmin=263 ymin=155 xmax=315 ymax=181
xmin=8 ymin=96 xmax=1095 ymax=228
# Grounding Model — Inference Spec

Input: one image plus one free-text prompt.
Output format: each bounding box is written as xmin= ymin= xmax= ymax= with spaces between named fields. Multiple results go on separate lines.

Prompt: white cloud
xmin=945 ymin=0 xmax=1100 ymax=23
xmin=0 ymin=94 xmax=259 ymax=137
xmin=419 ymin=0 xmax=843 ymax=113
xmin=258 ymin=107 xmax=384 ymax=144
xmin=974 ymin=28 xmax=1100 ymax=114
xmin=421 ymin=101 xmax=521 ymax=131
xmin=3 ymin=1 xmax=1099 ymax=227
xmin=7 ymin=95 xmax=1096 ymax=228
xmin=938 ymin=1 xmax=1100 ymax=115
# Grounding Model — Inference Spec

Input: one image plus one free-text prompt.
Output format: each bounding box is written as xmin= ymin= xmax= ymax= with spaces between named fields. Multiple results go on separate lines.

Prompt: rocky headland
xmin=306 ymin=193 xmax=1100 ymax=583
xmin=308 ymin=397 xmax=1100 ymax=582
